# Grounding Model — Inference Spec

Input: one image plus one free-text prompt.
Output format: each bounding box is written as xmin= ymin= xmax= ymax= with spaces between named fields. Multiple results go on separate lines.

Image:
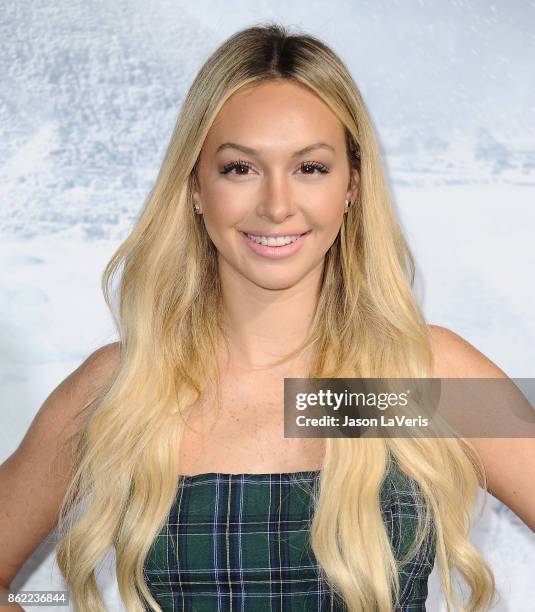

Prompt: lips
xmin=240 ymin=230 xmax=311 ymax=238
xmin=239 ymin=229 xmax=311 ymax=259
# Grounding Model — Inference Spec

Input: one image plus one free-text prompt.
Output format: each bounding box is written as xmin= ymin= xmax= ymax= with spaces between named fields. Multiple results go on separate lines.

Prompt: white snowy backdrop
xmin=1 ymin=0 xmax=534 ymax=610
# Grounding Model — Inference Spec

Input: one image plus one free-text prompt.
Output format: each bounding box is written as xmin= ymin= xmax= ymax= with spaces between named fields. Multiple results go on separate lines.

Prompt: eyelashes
xmin=220 ymin=159 xmax=329 ymax=176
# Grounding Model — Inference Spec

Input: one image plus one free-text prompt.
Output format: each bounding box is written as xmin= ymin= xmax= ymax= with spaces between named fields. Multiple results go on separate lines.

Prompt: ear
xmin=348 ymin=168 xmax=360 ymax=203
xmin=190 ymin=170 xmax=201 ymax=203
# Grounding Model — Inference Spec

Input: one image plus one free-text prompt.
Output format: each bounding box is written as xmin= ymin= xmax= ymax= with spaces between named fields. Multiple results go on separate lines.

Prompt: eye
xmin=300 ymin=161 xmax=329 ymax=175
xmin=220 ymin=160 xmax=330 ymax=176
xmin=220 ymin=160 xmax=253 ymax=175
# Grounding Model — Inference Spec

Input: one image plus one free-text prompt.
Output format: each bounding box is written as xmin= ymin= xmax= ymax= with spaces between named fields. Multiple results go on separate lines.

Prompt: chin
xmin=248 ymin=269 xmax=311 ymax=291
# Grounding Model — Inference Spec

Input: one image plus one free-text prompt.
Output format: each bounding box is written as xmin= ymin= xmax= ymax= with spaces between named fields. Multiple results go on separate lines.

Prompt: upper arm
xmin=428 ymin=324 xmax=535 ymax=532
xmin=0 ymin=342 xmax=122 ymax=588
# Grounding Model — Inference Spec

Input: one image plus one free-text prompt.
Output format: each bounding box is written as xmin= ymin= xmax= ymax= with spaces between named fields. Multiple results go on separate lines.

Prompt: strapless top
xmin=142 ymin=464 xmax=436 ymax=611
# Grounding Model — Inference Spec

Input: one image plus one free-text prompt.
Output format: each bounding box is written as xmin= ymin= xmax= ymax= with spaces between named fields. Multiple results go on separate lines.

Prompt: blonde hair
xmin=56 ymin=22 xmax=497 ymax=611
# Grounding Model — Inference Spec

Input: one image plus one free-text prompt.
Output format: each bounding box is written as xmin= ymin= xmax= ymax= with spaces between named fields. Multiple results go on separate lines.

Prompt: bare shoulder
xmin=427 ymin=324 xmax=507 ymax=378
xmin=66 ymin=341 xmax=122 ymax=406
xmin=0 ymin=341 xmax=122 ymax=588
xmin=30 ymin=341 xmax=122 ymax=437
xmin=427 ymin=324 xmax=535 ymax=532
xmin=12 ymin=340 xmax=122 ymax=456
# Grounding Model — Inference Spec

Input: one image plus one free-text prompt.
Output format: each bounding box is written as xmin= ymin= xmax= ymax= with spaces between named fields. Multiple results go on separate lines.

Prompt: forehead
xmin=203 ymin=80 xmax=346 ymax=154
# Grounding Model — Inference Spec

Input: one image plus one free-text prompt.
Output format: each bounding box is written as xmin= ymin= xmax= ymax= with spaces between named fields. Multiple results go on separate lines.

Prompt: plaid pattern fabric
xmin=142 ymin=462 xmax=436 ymax=611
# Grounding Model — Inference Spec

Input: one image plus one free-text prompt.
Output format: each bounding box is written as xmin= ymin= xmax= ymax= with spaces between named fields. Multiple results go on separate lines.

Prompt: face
xmin=192 ymin=79 xmax=359 ymax=291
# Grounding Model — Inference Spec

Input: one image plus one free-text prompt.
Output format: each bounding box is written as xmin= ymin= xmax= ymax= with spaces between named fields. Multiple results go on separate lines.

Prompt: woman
xmin=1 ymin=22 xmax=533 ymax=612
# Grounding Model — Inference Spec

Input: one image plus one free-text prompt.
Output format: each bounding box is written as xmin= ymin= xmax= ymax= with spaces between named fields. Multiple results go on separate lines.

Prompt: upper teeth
xmin=246 ymin=233 xmax=303 ymax=246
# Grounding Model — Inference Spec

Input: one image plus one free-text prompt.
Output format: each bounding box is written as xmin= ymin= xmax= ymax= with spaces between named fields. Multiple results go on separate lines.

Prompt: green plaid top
xmin=142 ymin=462 xmax=436 ymax=611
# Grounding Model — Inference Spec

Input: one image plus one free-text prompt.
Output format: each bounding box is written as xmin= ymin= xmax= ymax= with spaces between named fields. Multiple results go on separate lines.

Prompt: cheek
xmin=306 ymin=198 xmax=345 ymax=231
xmin=304 ymin=180 xmax=346 ymax=222
xmin=317 ymin=205 xmax=344 ymax=224
xmin=200 ymin=199 xmax=249 ymax=259
xmin=202 ymin=191 xmax=247 ymax=231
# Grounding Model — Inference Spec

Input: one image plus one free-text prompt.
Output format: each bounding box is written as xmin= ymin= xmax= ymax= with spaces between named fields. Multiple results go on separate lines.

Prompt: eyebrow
xmin=215 ymin=141 xmax=336 ymax=157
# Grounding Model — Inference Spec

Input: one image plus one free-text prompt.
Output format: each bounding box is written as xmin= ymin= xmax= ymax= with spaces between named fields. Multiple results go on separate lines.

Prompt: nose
xmin=255 ymin=172 xmax=297 ymax=223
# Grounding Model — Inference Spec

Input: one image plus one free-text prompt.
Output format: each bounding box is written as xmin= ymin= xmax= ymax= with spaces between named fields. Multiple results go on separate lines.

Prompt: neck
xmin=218 ymin=259 xmax=323 ymax=372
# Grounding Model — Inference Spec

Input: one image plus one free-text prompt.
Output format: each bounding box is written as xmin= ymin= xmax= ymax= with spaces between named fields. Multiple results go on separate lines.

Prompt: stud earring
xmin=344 ymin=196 xmax=352 ymax=212
xmin=193 ymin=200 xmax=201 ymax=214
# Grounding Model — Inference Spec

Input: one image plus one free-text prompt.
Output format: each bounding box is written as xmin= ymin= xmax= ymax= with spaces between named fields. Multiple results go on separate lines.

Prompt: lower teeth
xmin=257 ymin=241 xmax=294 ymax=247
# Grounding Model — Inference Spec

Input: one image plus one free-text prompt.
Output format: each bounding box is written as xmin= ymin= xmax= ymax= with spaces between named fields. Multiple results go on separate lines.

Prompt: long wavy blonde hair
xmin=55 ymin=22 xmax=497 ymax=611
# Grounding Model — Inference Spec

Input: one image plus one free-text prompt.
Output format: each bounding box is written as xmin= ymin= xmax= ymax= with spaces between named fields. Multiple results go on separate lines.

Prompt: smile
xmin=239 ymin=230 xmax=312 ymax=259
